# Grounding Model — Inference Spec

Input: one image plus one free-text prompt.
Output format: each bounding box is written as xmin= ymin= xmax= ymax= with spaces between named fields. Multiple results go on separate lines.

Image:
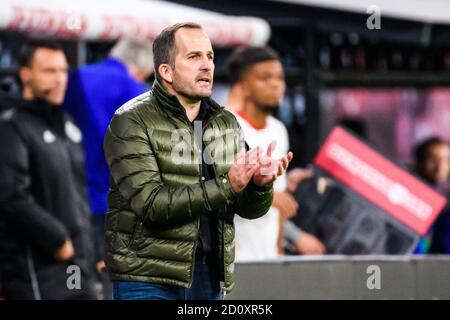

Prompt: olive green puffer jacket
xmin=103 ymin=81 xmax=273 ymax=294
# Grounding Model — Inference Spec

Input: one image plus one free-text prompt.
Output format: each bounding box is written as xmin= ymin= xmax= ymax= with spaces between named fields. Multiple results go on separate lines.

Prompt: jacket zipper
xmin=205 ymin=127 xmax=227 ymax=296
xmin=188 ymin=121 xmax=202 ymax=288
xmin=220 ymin=219 xmax=226 ymax=297
xmin=189 ymin=219 xmax=200 ymax=288
xmin=187 ymin=109 xmax=224 ymax=288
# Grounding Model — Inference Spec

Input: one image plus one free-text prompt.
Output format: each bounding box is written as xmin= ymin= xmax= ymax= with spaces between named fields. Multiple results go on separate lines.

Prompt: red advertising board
xmin=314 ymin=127 xmax=447 ymax=235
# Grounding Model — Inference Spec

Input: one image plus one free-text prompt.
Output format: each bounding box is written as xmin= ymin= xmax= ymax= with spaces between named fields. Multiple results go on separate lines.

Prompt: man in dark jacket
xmin=0 ymin=39 xmax=100 ymax=299
xmin=104 ymin=22 xmax=293 ymax=300
xmin=413 ymin=137 xmax=450 ymax=254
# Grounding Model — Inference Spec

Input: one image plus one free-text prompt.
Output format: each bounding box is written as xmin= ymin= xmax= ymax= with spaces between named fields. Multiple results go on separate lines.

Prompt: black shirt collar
xmin=152 ymin=79 xmax=223 ymax=124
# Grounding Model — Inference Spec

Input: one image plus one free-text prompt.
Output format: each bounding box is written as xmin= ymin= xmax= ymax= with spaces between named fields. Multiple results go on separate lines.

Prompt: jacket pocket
xmin=127 ymin=221 xmax=143 ymax=250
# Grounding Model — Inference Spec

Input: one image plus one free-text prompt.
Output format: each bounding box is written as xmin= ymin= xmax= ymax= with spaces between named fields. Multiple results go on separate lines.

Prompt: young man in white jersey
xmin=226 ymin=46 xmax=325 ymax=261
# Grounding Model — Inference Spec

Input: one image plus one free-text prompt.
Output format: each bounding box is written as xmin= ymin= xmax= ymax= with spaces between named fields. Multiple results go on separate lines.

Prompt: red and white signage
xmin=0 ymin=0 xmax=270 ymax=46
xmin=315 ymin=127 xmax=447 ymax=235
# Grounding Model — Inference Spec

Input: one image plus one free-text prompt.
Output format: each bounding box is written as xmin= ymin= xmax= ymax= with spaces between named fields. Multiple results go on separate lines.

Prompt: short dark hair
xmin=226 ymin=45 xmax=280 ymax=85
xmin=19 ymin=39 xmax=64 ymax=68
xmin=414 ymin=136 xmax=448 ymax=165
xmin=153 ymin=22 xmax=202 ymax=83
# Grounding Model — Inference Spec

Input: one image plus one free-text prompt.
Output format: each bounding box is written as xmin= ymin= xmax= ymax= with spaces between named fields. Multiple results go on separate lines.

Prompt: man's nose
xmin=199 ymin=56 xmax=212 ymax=70
xmin=271 ymin=79 xmax=285 ymax=90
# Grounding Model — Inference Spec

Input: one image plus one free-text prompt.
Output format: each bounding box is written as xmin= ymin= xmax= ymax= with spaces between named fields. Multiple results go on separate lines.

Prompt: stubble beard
xmin=172 ymin=73 xmax=212 ymax=102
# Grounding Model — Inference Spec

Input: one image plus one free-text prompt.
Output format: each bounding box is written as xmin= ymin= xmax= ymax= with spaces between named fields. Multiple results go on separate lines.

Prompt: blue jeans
xmin=113 ymin=254 xmax=221 ymax=300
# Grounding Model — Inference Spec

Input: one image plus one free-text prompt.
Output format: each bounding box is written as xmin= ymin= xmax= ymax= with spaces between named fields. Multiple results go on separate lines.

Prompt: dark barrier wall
xmin=226 ymin=255 xmax=450 ymax=299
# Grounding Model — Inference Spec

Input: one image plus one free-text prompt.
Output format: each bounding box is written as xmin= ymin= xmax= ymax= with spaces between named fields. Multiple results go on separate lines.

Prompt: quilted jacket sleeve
xmin=235 ymin=179 xmax=273 ymax=220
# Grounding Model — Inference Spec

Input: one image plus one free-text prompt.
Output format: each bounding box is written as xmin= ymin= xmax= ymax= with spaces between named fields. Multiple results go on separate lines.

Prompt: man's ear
xmin=233 ymin=83 xmax=244 ymax=95
xmin=241 ymin=81 xmax=252 ymax=99
xmin=19 ymin=67 xmax=31 ymax=86
xmin=158 ymin=64 xmax=173 ymax=83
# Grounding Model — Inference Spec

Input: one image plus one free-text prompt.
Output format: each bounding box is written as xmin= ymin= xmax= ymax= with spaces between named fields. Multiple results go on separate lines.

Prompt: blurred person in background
xmin=413 ymin=137 xmax=450 ymax=254
xmin=0 ymin=39 xmax=101 ymax=299
xmin=226 ymin=45 xmax=325 ymax=260
xmin=63 ymin=37 xmax=153 ymax=238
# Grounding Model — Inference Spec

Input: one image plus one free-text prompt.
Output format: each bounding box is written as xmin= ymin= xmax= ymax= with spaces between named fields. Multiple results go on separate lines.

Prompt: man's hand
xmin=228 ymin=147 xmax=261 ymax=193
xmin=273 ymin=192 xmax=299 ymax=219
xmin=54 ymin=239 xmax=74 ymax=262
xmin=253 ymin=140 xmax=293 ymax=186
xmin=295 ymin=232 xmax=326 ymax=255
xmin=287 ymin=168 xmax=314 ymax=193
xmin=96 ymin=260 xmax=106 ymax=273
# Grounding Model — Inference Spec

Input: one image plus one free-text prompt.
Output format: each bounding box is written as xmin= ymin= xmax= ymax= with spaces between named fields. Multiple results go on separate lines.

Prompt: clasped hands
xmin=227 ymin=140 xmax=293 ymax=193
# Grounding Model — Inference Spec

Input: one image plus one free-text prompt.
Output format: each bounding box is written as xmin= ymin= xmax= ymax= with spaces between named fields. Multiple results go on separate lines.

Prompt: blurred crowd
xmin=0 ymin=35 xmax=449 ymax=300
